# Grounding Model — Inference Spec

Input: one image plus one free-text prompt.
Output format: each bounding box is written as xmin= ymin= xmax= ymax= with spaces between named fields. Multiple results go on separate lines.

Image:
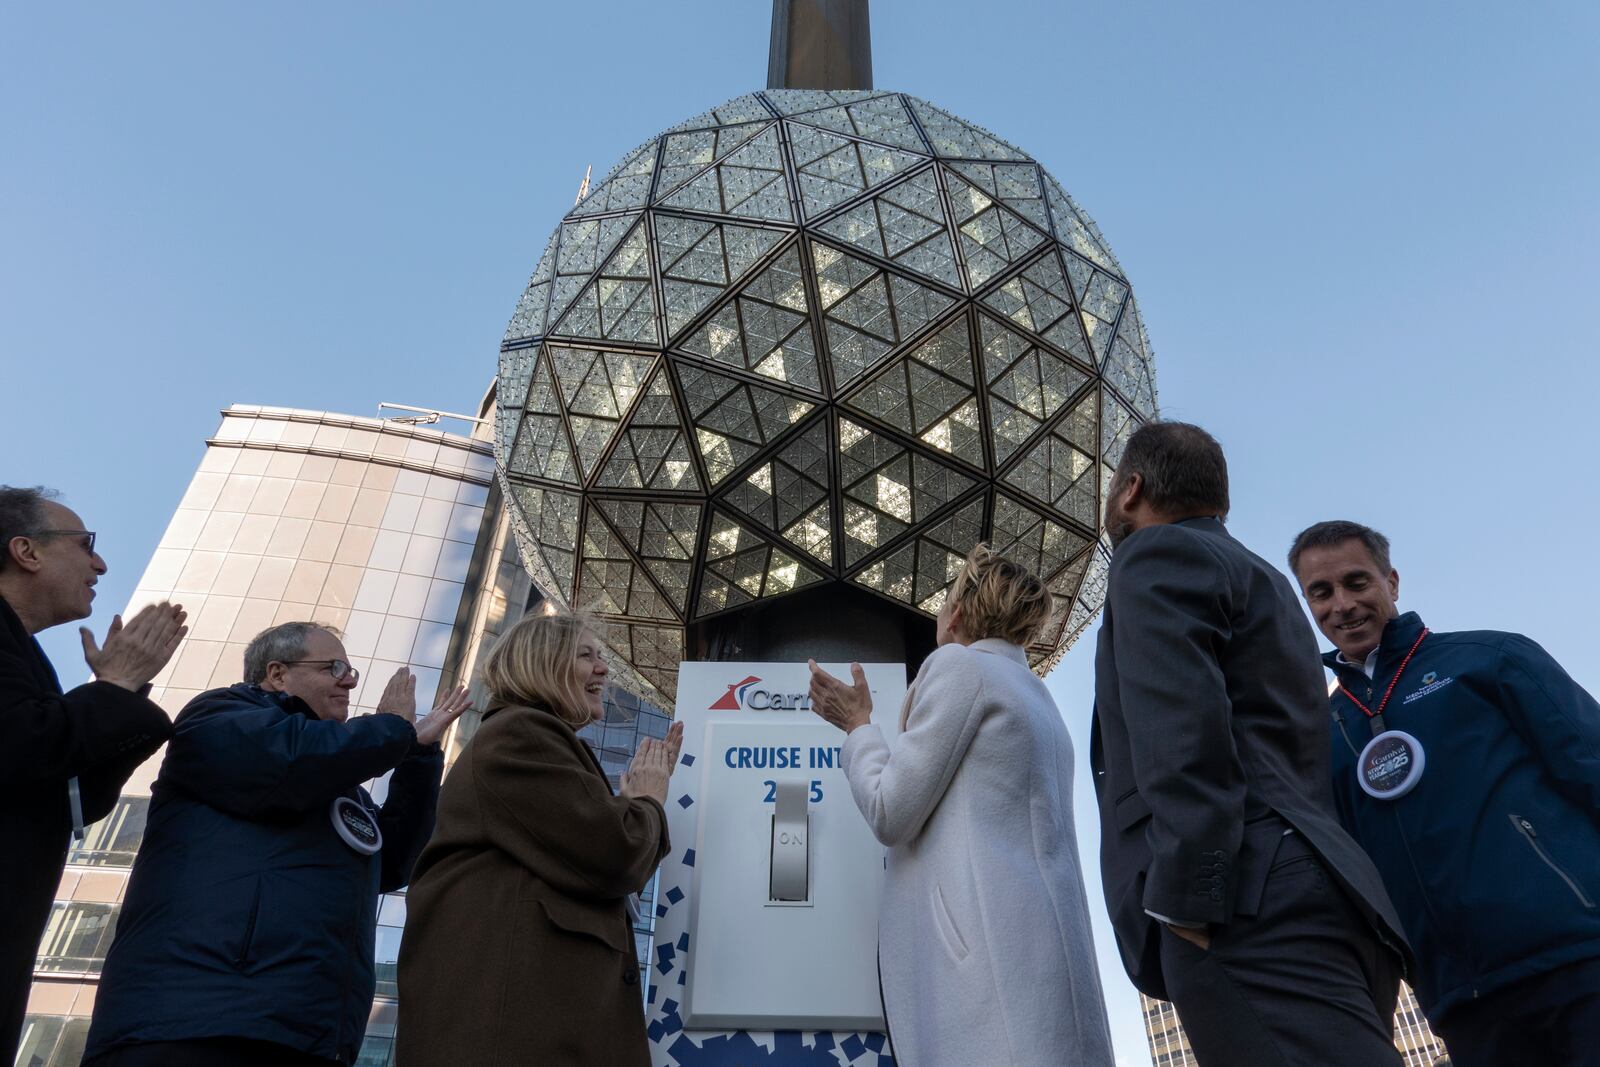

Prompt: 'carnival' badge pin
xmin=1358 ymin=730 xmax=1426 ymax=800
xmin=331 ymin=796 xmax=383 ymax=855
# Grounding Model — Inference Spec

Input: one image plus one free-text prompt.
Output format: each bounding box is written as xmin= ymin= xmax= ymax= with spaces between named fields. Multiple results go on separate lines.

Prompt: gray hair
xmin=242 ymin=621 xmax=342 ymax=685
xmin=1288 ymin=520 xmax=1393 ymax=578
xmin=1110 ymin=422 xmax=1229 ymax=519
xmin=0 ymin=486 xmax=61 ymax=573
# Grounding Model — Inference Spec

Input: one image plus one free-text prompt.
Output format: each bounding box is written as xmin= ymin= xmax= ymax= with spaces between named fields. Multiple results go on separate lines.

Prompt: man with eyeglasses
xmin=82 ymin=621 xmax=472 ymax=1067
xmin=0 ymin=485 xmax=185 ymax=1065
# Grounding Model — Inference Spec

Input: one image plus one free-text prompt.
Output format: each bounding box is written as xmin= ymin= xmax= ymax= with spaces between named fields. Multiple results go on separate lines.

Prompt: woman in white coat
xmin=808 ymin=544 xmax=1114 ymax=1067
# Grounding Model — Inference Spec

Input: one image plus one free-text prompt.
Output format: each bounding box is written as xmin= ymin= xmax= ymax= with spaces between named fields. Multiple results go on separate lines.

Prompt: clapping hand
xmin=81 ymin=602 xmax=187 ymax=692
xmin=375 ymin=668 xmax=418 ymax=722
xmin=807 ymin=660 xmax=873 ymax=735
xmin=414 ymin=685 xmax=473 ymax=747
xmin=621 ymin=721 xmax=684 ymax=805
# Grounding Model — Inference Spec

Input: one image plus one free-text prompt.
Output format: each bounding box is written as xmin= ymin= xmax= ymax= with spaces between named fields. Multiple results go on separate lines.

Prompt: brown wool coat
xmin=394 ymin=703 xmax=669 ymax=1067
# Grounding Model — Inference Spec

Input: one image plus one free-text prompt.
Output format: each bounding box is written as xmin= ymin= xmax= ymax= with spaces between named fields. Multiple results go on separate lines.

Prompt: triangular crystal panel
xmin=571 ymin=140 xmax=658 ymax=218
xmin=905 ymin=97 xmax=1029 ymax=161
xmin=696 ymin=510 xmax=825 ymax=617
xmin=811 ymin=240 xmax=957 ymax=391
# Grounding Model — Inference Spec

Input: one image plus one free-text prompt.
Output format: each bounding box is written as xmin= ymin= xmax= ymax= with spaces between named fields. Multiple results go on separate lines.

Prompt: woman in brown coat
xmin=395 ymin=612 xmax=681 ymax=1066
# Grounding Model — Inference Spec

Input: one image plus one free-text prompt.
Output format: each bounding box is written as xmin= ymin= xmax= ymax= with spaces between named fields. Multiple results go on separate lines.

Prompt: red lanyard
xmin=1338 ymin=628 xmax=1428 ymax=732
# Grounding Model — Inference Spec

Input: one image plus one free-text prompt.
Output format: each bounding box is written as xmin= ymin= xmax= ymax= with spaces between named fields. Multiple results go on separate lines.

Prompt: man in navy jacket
xmin=1291 ymin=520 xmax=1600 ymax=1067
xmin=82 ymin=621 xmax=469 ymax=1067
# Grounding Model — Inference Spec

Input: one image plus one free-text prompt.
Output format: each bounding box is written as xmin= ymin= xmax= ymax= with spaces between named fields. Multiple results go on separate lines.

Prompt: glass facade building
xmin=17 ymin=400 xmax=671 ymax=1067
xmin=1140 ymin=986 xmax=1450 ymax=1067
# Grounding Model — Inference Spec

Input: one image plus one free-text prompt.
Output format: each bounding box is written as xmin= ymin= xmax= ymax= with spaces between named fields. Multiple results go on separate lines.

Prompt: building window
xmin=354 ymin=1034 xmax=394 ymax=1067
xmin=67 ymin=796 xmax=151 ymax=868
xmin=34 ymin=902 xmax=119 ymax=975
xmin=14 ymin=1014 xmax=90 ymax=1067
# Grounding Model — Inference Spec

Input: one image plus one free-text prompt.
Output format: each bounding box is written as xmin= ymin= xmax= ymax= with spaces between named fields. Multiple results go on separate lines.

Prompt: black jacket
xmin=0 ymin=596 xmax=170 ymax=1062
xmin=1090 ymin=518 xmax=1411 ymax=999
xmin=83 ymin=684 xmax=442 ymax=1064
xmin=1327 ymin=611 xmax=1600 ymax=1019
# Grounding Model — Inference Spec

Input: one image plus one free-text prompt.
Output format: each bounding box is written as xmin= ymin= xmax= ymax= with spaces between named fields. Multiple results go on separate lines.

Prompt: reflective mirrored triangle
xmin=905 ymin=495 xmax=989 ymax=613
xmin=595 ymin=498 xmax=703 ymax=615
xmin=945 ymin=169 xmax=1049 ymax=290
xmin=681 ymin=300 xmax=819 ymax=394
xmin=787 ymin=123 xmax=926 ymax=220
xmin=1002 ymin=412 xmax=1100 ymax=528
xmin=504 ymin=231 xmax=560 ymax=343
xmin=553 ymin=225 xmax=662 ymax=346
xmin=549 ymin=213 xmax=639 ymax=328
xmin=1029 ymin=547 xmax=1093 ymax=662
xmin=1045 ymin=174 xmax=1124 ymax=278
xmin=542 ymin=346 xmax=653 ymax=480
xmin=904 ymin=96 xmax=1029 ymax=161
xmin=626 ymin=624 xmax=685 ymax=703
xmin=571 ymin=140 xmax=658 ymax=218
xmin=991 ymin=491 xmax=1092 ymax=584
xmin=718 ymin=419 xmax=832 ymax=563
xmin=674 ymin=361 xmax=815 ymax=487
xmin=1064 ymin=543 xmax=1113 ymax=644
xmin=497 ymin=346 xmax=539 ymax=424
xmin=781 ymin=93 xmax=932 ymax=155
xmin=812 ymin=240 xmax=958 ymax=390
xmin=657 ymin=218 xmax=787 ymax=341
xmin=1102 ymin=297 xmax=1158 ymax=417
xmin=848 ymin=490 xmax=983 ymax=615
xmin=596 ymin=368 xmax=700 ymax=492
xmin=1100 ymin=388 xmax=1141 ymax=472
xmin=842 ymin=318 xmax=982 ymax=467
xmin=697 ymin=510 xmax=825 ymax=617
xmin=661 ymin=126 xmax=792 ymax=223
xmin=980 ymin=253 xmax=1092 ymax=365
xmin=667 ymin=93 xmax=774 ymax=134
xmin=677 ymin=245 xmax=823 ymax=395
xmin=656 ymin=121 xmax=771 ymax=203
xmin=813 ymin=172 xmax=962 ymax=290
xmin=947 ymin=161 xmax=1050 ymax=231
xmin=762 ymin=89 xmax=890 ymax=115
xmin=510 ymin=411 xmax=579 ymax=486
xmin=837 ymin=416 xmax=977 ymax=565
xmin=978 ymin=315 xmax=1090 ymax=464
xmin=579 ymin=506 xmax=677 ymax=621
xmin=1062 ymin=254 xmax=1128 ymax=365
xmin=505 ymin=483 xmax=581 ymax=601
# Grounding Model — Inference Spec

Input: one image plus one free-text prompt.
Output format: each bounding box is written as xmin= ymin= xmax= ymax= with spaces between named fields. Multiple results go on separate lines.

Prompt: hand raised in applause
xmin=621 ymin=736 xmax=674 ymax=805
xmin=807 ymin=660 xmax=873 ymax=735
xmin=375 ymin=668 xmax=419 ymax=722
xmin=414 ymin=685 xmax=473 ymax=747
xmin=81 ymin=602 xmax=187 ymax=692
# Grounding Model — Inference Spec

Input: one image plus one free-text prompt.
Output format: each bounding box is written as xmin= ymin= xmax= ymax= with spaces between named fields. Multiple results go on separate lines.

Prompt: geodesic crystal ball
xmin=495 ymin=89 xmax=1157 ymax=704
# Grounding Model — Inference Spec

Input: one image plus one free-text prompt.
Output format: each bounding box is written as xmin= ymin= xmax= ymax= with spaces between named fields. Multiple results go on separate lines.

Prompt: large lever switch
xmin=769 ymin=780 xmax=810 ymax=902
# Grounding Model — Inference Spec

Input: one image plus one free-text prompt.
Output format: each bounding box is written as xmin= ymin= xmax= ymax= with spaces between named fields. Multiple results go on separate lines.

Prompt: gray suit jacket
xmin=1090 ymin=517 xmax=1410 ymax=999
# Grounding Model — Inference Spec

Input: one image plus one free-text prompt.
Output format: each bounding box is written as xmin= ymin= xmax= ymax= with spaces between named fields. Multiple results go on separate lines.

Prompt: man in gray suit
xmin=1090 ymin=422 xmax=1412 ymax=1066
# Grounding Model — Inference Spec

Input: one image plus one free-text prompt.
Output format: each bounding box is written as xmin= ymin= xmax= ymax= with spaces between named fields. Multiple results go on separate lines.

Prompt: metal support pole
xmin=768 ymin=0 xmax=873 ymax=91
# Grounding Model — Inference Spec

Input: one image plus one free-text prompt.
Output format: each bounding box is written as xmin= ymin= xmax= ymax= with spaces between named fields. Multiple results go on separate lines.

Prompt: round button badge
xmin=330 ymin=796 xmax=383 ymax=855
xmin=1357 ymin=730 xmax=1426 ymax=800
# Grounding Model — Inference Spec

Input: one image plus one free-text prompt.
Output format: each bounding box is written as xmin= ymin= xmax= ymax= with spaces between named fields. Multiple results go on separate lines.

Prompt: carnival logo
xmin=710 ymin=676 xmax=763 ymax=711
xmin=708 ymin=674 xmax=812 ymax=711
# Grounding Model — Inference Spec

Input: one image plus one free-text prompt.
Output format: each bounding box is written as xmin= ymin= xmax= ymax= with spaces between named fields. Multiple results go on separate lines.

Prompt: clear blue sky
xmin=4 ymin=2 xmax=1597 ymax=1063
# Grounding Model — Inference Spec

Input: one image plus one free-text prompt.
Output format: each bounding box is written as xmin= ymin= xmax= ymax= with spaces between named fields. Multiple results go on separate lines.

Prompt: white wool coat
xmin=842 ymin=638 xmax=1114 ymax=1067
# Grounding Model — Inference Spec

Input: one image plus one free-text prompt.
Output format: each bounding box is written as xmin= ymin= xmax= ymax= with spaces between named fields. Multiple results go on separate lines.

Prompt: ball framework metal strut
xmin=495 ymin=89 xmax=1158 ymax=704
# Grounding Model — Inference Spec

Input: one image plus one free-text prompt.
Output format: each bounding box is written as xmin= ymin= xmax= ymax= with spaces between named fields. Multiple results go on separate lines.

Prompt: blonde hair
xmin=482 ymin=610 xmax=600 ymax=728
xmin=946 ymin=543 xmax=1052 ymax=646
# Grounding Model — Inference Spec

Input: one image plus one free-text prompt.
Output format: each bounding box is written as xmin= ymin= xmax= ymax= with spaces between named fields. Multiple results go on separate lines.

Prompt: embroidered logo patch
xmin=1403 ymin=675 xmax=1454 ymax=704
